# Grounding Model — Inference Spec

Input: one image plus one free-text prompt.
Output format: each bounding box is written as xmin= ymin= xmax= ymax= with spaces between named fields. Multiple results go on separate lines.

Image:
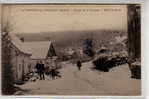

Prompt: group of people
xmin=35 ymin=59 xmax=82 ymax=80
xmin=35 ymin=60 xmax=61 ymax=80
xmin=35 ymin=61 xmax=45 ymax=80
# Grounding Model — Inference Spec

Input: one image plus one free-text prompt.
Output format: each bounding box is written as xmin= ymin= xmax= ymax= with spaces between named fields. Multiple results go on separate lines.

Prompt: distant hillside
xmin=16 ymin=29 xmax=127 ymax=53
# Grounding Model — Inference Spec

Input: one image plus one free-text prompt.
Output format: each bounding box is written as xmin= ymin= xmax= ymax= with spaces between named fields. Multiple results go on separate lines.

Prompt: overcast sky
xmin=2 ymin=5 xmax=127 ymax=34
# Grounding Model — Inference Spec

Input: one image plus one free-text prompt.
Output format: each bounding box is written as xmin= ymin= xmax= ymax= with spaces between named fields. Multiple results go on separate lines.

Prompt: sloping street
xmin=14 ymin=61 xmax=141 ymax=96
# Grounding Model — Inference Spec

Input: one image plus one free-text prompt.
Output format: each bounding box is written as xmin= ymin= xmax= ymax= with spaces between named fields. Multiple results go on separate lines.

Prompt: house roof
xmin=10 ymin=33 xmax=55 ymax=59
xmin=10 ymin=34 xmax=32 ymax=55
xmin=23 ymin=41 xmax=52 ymax=59
xmin=115 ymin=36 xmax=127 ymax=44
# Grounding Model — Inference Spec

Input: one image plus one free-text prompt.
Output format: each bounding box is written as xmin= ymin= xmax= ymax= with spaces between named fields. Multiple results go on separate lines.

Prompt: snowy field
xmin=14 ymin=61 xmax=141 ymax=96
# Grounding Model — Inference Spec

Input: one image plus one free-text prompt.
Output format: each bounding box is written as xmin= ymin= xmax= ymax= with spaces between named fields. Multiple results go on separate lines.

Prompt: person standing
xmin=77 ymin=60 xmax=82 ymax=71
xmin=51 ymin=66 xmax=56 ymax=80
xmin=39 ymin=61 xmax=45 ymax=80
xmin=35 ymin=61 xmax=40 ymax=79
xmin=50 ymin=57 xmax=57 ymax=80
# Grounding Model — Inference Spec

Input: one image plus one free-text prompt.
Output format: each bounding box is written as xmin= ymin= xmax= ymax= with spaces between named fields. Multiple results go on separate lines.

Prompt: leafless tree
xmin=1 ymin=20 xmax=15 ymax=95
xmin=127 ymin=4 xmax=141 ymax=59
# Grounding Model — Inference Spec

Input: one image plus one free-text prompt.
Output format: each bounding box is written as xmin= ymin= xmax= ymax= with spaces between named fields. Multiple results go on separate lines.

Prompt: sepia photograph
xmin=1 ymin=4 xmax=141 ymax=96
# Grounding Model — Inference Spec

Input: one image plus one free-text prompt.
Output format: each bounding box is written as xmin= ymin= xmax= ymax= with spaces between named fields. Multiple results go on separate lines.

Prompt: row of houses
xmin=9 ymin=34 xmax=56 ymax=83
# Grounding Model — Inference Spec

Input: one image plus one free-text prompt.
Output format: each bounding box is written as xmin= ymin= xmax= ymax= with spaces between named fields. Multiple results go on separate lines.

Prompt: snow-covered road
xmin=14 ymin=61 xmax=141 ymax=96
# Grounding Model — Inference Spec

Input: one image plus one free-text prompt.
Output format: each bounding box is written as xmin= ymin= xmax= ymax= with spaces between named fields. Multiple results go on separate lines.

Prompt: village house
xmin=23 ymin=41 xmax=57 ymax=70
xmin=9 ymin=34 xmax=32 ymax=83
xmin=9 ymin=34 xmax=57 ymax=83
xmin=65 ymin=48 xmax=75 ymax=59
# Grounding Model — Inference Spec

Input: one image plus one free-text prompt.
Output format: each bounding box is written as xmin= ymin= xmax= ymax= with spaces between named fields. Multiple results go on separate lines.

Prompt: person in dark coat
xmin=35 ymin=61 xmax=40 ymax=78
xmin=77 ymin=60 xmax=82 ymax=71
xmin=50 ymin=66 xmax=56 ymax=80
xmin=39 ymin=61 xmax=45 ymax=80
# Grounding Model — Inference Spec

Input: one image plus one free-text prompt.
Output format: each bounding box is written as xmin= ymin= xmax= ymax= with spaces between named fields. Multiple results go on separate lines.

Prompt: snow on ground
xmin=14 ymin=61 xmax=141 ymax=96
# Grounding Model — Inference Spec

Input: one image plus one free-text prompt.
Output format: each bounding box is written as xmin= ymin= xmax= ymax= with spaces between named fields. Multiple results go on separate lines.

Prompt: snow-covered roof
xmin=23 ymin=41 xmax=52 ymax=59
xmin=10 ymin=34 xmax=32 ymax=55
xmin=115 ymin=36 xmax=127 ymax=44
xmin=66 ymin=48 xmax=75 ymax=55
xmin=10 ymin=33 xmax=54 ymax=59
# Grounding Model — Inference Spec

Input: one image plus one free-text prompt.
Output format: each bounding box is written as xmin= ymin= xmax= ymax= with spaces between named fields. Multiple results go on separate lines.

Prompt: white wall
xmin=10 ymin=44 xmax=32 ymax=82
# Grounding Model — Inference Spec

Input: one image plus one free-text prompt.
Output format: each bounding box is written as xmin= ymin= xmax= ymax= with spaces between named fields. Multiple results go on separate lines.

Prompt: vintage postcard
xmin=1 ymin=4 xmax=141 ymax=96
